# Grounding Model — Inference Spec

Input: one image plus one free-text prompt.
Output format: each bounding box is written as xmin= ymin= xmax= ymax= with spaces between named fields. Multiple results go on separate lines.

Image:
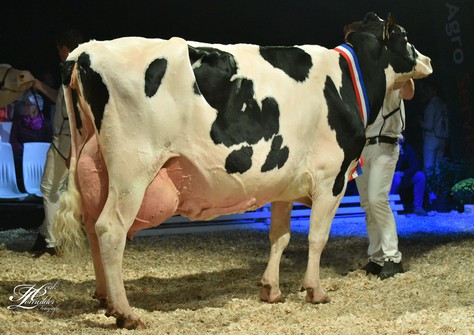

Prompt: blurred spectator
xmin=390 ymin=138 xmax=427 ymax=216
xmin=36 ymin=70 xmax=57 ymax=121
xmin=419 ymin=80 xmax=449 ymax=170
xmin=0 ymin=103 xmax=14 ymax=121
xmin=9 ymin=92 xmax=52 ymax=192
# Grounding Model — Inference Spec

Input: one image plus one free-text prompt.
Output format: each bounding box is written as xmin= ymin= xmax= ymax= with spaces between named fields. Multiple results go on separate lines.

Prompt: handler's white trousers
xmin=39 ymin=134 xmax=70 ymax=248
xmin=355 ymin=142 xmax=402 ymax=265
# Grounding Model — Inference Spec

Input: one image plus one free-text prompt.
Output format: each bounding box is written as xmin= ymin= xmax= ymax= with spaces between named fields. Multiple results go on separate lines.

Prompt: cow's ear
xmin=363 ymin=12 xmax=381 ymax=24
xmin=383 ymin=13 xmax=395 ymax=41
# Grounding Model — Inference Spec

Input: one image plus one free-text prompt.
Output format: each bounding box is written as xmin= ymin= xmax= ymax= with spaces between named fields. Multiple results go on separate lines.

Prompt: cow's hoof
xmin=260 ymin=284 xmax=284 ymax=303
xmin=105 ymin=307 xmax=145 ymax=329
xmin=302 ymin=287 xmax=330 ymax=304
xmin=116 ymin=315 xmax=146 ymax=330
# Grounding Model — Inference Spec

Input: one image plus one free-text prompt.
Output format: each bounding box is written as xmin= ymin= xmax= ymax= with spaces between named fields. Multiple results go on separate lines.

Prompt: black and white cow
xmin=56 ymin=12 xmax=432 ymax=329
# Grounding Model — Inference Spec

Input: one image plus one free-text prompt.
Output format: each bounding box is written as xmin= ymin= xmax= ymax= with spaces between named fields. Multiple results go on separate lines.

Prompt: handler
xmin=355 ymin=78 xmax=415 ymax=279
xmin=30 ymin=29 xmax=83 ymax=256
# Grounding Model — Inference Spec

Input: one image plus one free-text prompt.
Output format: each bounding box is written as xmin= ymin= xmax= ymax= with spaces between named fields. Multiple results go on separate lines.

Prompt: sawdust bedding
xmin=0 ymin=212 xmax=473 ymax=335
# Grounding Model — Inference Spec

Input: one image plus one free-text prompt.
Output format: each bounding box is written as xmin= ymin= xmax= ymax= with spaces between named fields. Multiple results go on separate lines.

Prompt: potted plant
xmin=425 ymin=158 xmax=465 ymax=212
xmin=451 ymin=178 xmax=474 ymax=214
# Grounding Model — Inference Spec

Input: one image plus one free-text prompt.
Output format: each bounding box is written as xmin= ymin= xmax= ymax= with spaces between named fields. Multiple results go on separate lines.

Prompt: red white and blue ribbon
xmin=334 ymin=44 xmax=368 ymax=180
xmin=334 ymin=43 xmax=370 ymax=128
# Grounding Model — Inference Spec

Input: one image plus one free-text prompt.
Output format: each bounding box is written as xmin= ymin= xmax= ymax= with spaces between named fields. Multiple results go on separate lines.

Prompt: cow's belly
xmin=162 ymin=156 xmax=302 ymax=221
xmin=77 ymin=141 xmax=311 ymax=236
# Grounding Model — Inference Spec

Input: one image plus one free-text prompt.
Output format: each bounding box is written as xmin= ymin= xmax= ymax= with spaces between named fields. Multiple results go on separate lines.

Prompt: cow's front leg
xmin=302 ymin=194 xmax=341 ymax=304
xmin=260 ymin=201 xmax=292 ymax=303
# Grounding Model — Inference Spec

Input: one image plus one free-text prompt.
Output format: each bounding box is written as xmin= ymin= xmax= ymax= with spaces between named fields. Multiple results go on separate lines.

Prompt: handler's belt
xmin=366 ymin=136 xmax=398 ymax=145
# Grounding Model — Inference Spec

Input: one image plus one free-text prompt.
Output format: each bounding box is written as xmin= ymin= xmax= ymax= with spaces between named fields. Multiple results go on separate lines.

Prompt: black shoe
xmin=378 ymin=260 xmax=404 ymax=280
xmin=44 ymin=247 xmax=56 ymax=256
xmin=33 ymin=247 xmax=56 ymax=257
xmin=30 ymin=233 xmax=47 ymax=252
xmin=413 ymin=207 xmax=428 ymax=216
xmin=361 ymin=261 xmax=383 ymax=275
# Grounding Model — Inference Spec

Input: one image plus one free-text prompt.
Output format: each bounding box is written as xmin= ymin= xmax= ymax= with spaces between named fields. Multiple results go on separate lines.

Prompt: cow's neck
xmin=349 ymin=41 xmax=388 ymax=127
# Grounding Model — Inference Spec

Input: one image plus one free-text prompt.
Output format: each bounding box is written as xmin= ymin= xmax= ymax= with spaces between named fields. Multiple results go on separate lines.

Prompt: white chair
xmin=0 ymin=121 xmax=13 ymax=142
xmin=0 ymin=142 xmax=28 ymax=199
xmin=22 ymin=142 xmax=50 ymax=197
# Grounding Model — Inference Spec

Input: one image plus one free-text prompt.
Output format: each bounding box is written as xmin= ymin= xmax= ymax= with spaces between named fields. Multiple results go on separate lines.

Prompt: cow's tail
xmin=54 ymin=81 xmax=88 ymax=259
xmin=54 ymin=156 xmax=88 ymax=258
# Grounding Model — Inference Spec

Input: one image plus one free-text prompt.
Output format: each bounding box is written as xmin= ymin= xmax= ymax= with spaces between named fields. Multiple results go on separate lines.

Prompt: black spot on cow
xmin=324 ymin=58 xmax=366 ymax=196
xmin=259 ymin=46 xmax=312 ymax=82
xmin=61 ymin=60 xmax=75 ymax=86
xmin=189 ymin=46 xmax=289 ymax=174
xmin=188 ymin=46 xmax=238 ymax=110
xmin=76 ymin=52 xmax=109 ymax=133
xmin=210 ymin=83 xmax=280 ymax=147
xmin=71 ymin=90 xmax=82 ymax=134
xmin=144 ymin=58 xmax=167 ymax=97
xmin=261 ymin=135 xmax=289 ymax=172
xmin=225 ymin=146 xmax=253 ymax=174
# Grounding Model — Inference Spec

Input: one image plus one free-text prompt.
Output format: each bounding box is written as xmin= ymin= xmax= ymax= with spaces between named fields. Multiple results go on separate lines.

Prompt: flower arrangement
xmin=451 ymin=178 xmax=474 ymax=204
xmin=425 ymin=158 xmax=465 ymax=200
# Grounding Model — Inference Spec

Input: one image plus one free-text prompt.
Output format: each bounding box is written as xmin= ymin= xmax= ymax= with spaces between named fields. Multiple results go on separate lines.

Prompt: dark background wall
xmin=1 ymin=0 xmax=472 ymax=161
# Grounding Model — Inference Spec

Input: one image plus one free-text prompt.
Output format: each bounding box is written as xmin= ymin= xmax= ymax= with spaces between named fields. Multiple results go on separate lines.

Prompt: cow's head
xmin=0 ymin=64 xmax=35 ymax=107
xmin=343 ymin=13 xmax=432 ymax=126
xmin=346 ymin=12 xmax=432 ymax=86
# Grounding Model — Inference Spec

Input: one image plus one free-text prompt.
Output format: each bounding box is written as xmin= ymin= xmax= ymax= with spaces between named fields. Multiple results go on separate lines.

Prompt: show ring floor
xmin=0 ymin=208 xmax=473 ymax=334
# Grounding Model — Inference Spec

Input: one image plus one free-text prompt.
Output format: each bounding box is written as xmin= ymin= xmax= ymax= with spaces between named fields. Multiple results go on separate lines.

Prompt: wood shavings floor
xmin=0 ymin=212 xmax=473 ymax=334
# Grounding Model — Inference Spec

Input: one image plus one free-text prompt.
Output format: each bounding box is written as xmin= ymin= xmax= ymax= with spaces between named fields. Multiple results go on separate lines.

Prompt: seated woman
xmin=390 ymin=138 xmax=427 ymax=216
xmin=9 ymin=92 xmax=52 ymax=193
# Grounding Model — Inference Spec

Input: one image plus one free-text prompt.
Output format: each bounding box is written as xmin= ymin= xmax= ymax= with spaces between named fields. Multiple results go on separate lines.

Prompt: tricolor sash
xmin=334 ymin=44 xmax=369 ymax=180
xmin=334 ymin=44 xmax=370 ymax=128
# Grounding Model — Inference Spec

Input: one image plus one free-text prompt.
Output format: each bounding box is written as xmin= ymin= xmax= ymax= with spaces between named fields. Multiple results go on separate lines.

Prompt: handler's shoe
xmin=30 ymin=233 xmax=47 ymax=252
xmin=378 ymin=261 xmax=404 ymax=280
xmin=30 ymin=233 xmax=56 ymax=257
xmin=361 ymin=261 xmax=383 ymax=275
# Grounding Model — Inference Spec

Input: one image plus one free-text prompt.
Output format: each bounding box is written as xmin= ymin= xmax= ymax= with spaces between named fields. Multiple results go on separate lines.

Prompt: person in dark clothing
xmin=390 ymin=138 xmax=427 ymax=216
xmin=9 ymin=92 xmax=52 ymax=192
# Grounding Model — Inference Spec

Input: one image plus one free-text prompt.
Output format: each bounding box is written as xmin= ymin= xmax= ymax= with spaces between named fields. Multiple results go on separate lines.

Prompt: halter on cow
xmin=55 ymin=12 xmax=432 ymax=329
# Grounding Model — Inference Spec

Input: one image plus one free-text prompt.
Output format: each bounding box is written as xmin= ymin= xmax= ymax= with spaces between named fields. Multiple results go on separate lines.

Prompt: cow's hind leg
xmin=84 ymin=219 xmax=108 ymax=308
xmin=95 ymin=191 xmax=147 ymax=329
xmin=302 ymin=193 xmax=342 ymax=304
xmin=260 ymin=201 xmax=292 ymax=303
